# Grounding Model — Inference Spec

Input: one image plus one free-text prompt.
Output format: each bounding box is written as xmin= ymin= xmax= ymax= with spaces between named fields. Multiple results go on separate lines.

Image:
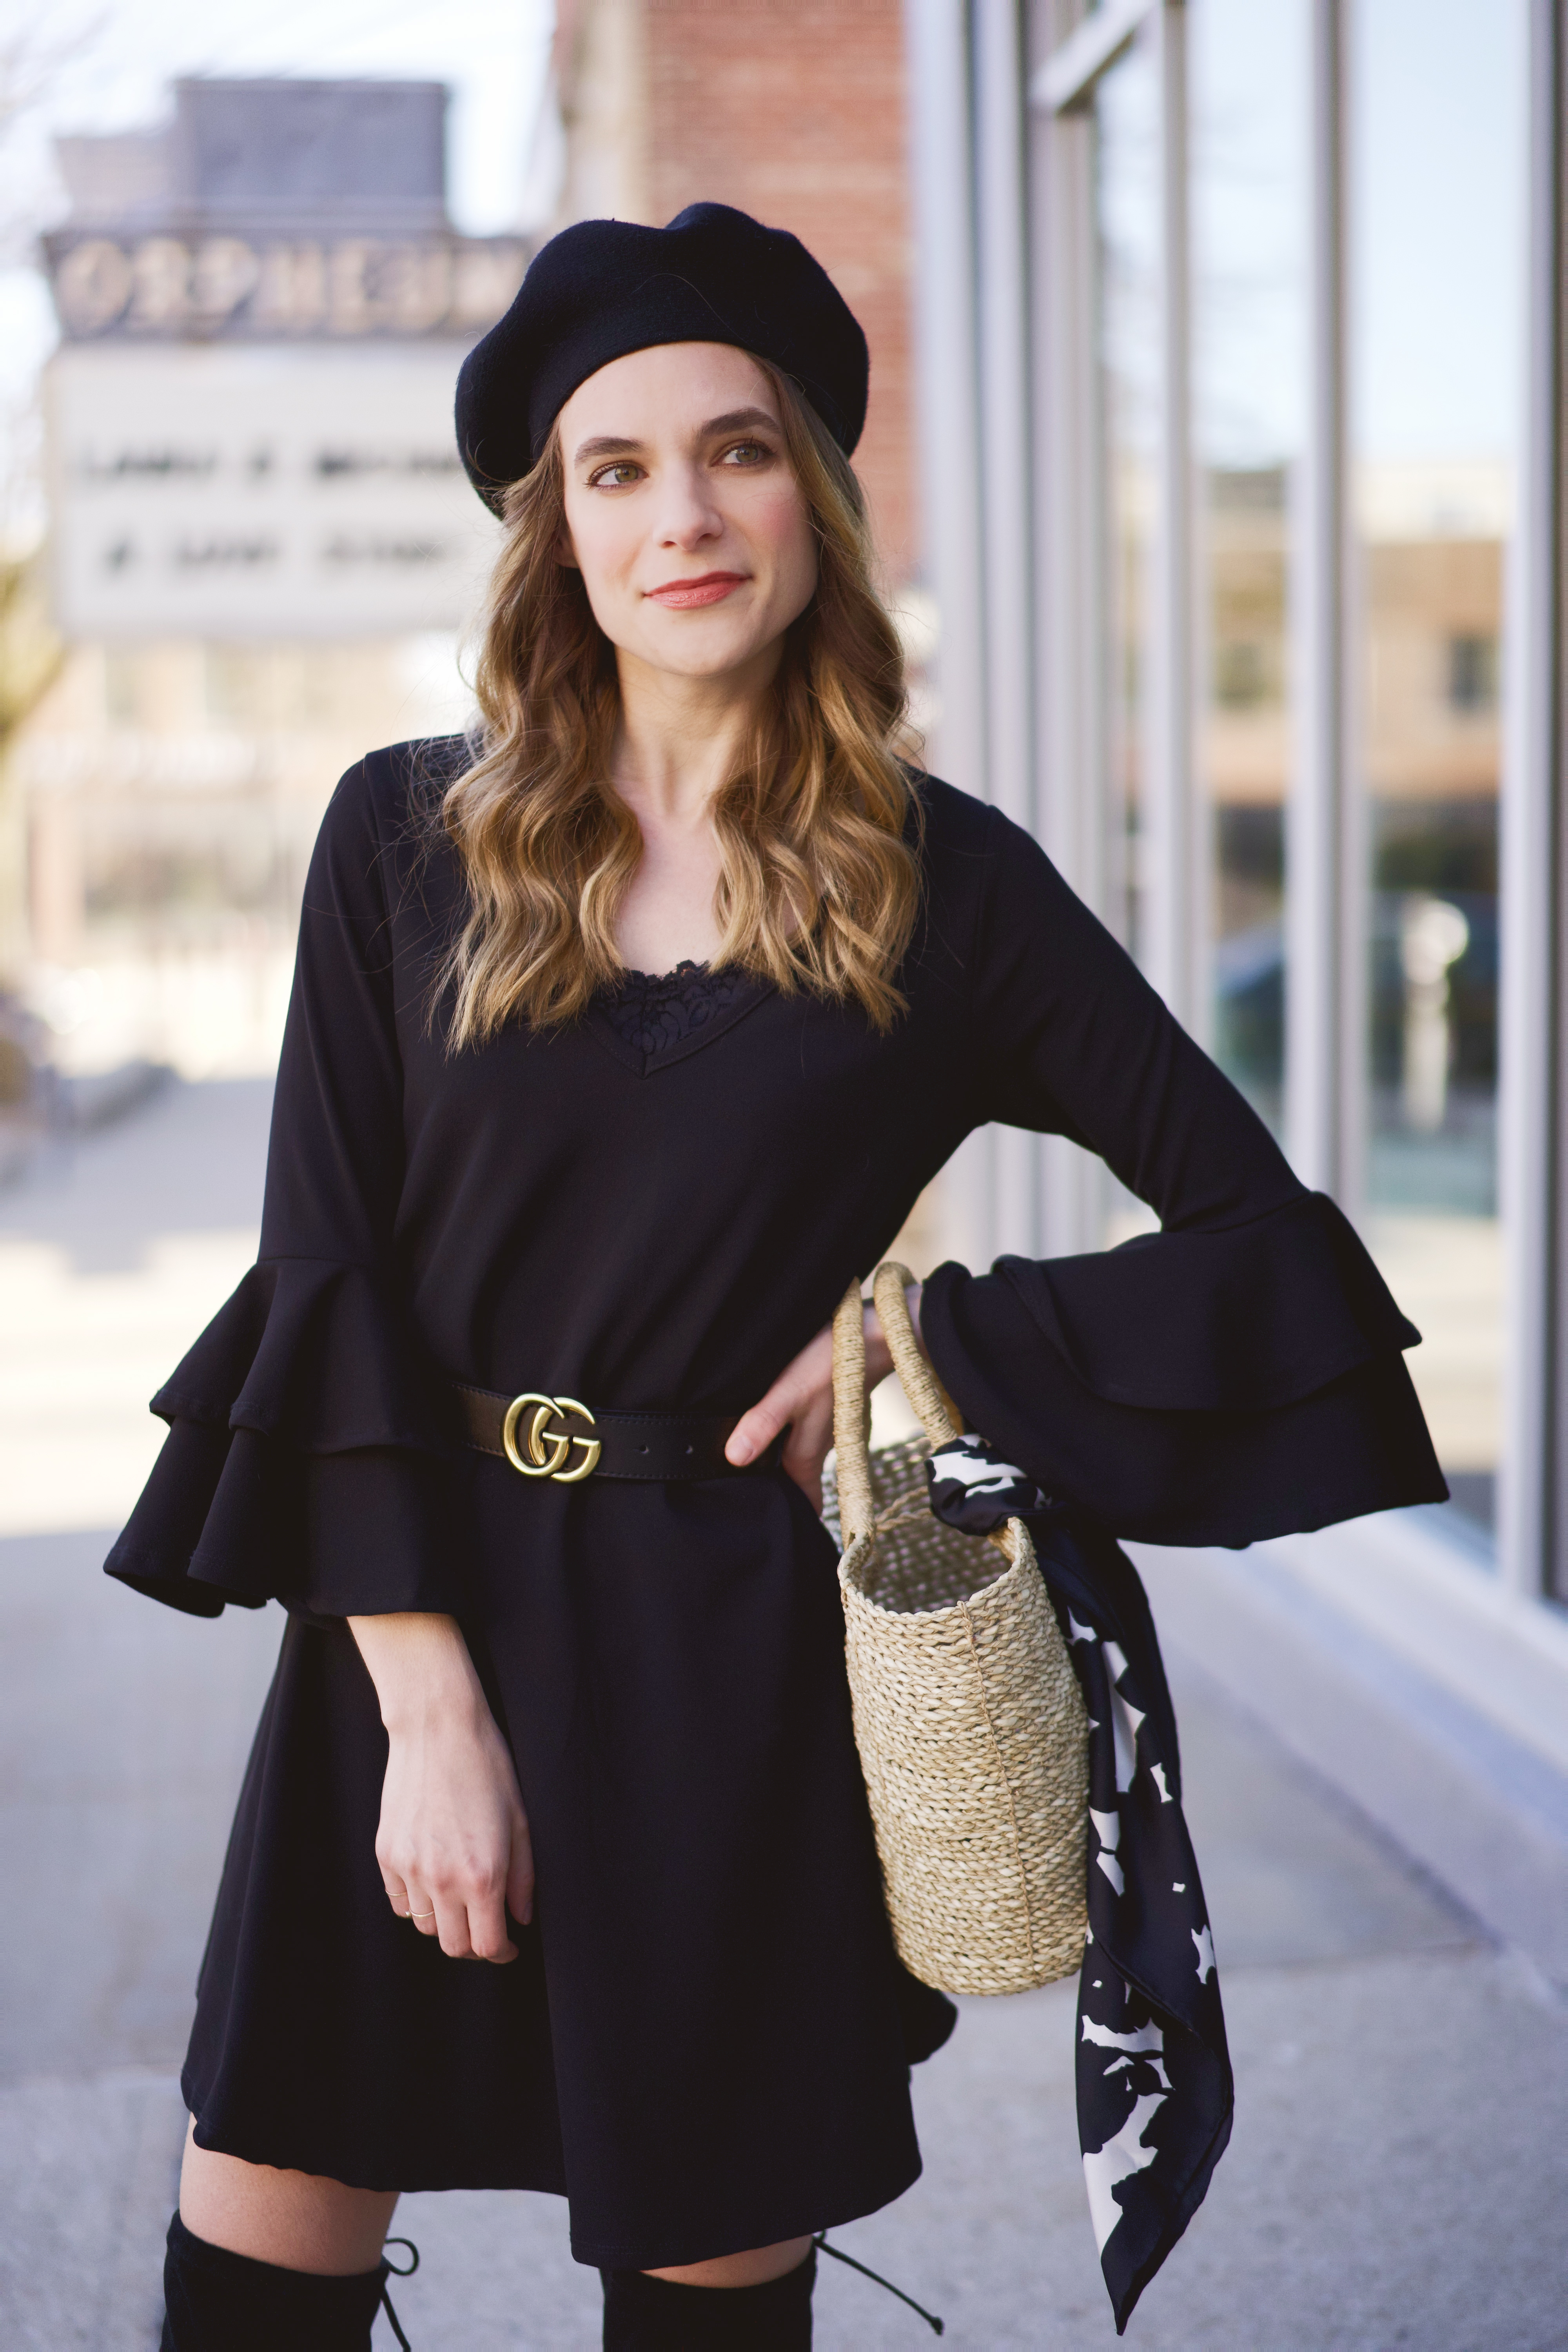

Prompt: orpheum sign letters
xmin=50 ymin=233 xmax=525 ymax=343
xmin=42 ymin=79 xmax=526 ymax=641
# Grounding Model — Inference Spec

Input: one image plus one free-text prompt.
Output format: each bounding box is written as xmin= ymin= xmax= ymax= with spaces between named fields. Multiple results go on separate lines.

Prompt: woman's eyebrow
xmin=573 ymin=408 xmax=780 ymax=467
xmin=701 ymin=407 xmax=780 ymax=436
xmin=573 ymin=434 xmax=644 ymax=465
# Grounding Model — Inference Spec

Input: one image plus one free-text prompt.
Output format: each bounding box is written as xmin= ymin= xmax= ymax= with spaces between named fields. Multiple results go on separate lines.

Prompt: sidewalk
xmin=2 ymin=1083 xmax=1566 ymax=2350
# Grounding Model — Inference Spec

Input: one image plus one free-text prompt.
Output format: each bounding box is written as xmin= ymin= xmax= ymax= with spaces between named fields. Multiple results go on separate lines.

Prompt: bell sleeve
xmin=105 ymin=760 xmax=460 ymax=1618
xmin=918 ymin=804 xmax=1447 ymax=1548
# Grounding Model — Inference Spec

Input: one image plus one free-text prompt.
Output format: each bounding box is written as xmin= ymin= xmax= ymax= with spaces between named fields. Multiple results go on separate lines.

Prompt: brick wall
xmin=555 ymin=0 xmax=915 ymax=584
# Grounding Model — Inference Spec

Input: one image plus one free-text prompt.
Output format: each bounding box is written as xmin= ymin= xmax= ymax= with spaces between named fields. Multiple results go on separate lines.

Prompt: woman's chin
xmin=621 ymin=621 xmax=788 ymax=684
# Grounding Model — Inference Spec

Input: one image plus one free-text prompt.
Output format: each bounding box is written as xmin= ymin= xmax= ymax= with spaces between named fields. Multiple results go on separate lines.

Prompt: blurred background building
xmin=4 ymin=76 xmax=519 ymax=1092
xmin=554 ymin=0 xmax=915 ymax=581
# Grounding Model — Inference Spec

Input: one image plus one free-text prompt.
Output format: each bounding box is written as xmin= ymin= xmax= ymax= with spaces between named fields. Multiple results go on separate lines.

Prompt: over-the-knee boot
xmin=160 ymin=2210 xmax=416 ymax=2350
xmin=600 ymin=2246 xmax=816 ymax=2350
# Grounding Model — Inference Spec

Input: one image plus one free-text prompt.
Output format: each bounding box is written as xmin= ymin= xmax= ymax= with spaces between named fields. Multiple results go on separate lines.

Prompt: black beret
xmin=455 ymin=201 xmax=869 ymax=513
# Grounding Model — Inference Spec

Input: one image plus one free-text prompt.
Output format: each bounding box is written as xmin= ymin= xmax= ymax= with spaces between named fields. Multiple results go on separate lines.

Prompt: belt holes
xmin=635 ymin=1444 xmax=648 ymax=1454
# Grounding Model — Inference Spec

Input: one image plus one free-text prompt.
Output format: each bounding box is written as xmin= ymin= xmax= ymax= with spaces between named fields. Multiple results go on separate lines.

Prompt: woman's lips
xmin=644 ymin=572 xmax=749 ymax=609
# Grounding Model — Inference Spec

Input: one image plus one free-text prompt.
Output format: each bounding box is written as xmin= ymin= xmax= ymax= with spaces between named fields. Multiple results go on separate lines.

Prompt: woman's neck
xmin=608 ymin=640 xmax=779 ymax=826
xmin=607 ymin=643 xmax=781 ymax=973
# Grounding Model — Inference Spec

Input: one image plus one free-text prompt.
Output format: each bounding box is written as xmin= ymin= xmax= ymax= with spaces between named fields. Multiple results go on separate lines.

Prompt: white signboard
xmin=47 ymin=341 xmax=504 ymax=639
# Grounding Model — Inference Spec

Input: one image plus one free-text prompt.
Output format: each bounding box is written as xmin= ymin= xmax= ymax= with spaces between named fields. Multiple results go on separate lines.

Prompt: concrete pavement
xmin=2 ymin=1082 xmax=1566 ymax=2350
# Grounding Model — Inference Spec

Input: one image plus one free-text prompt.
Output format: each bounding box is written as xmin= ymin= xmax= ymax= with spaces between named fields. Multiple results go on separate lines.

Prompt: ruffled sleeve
xmin=105 ymin=759 xmax=462 ymax=1617
xmin=919 ymin=800 xmax=1446 ymax=1548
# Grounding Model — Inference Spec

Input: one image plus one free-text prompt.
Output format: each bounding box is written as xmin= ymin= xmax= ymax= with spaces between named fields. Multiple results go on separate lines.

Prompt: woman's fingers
xmin=729 ymin=1291 xmax=930 ymax=1476
xmin=727 ymin=1324 xmax=834 ymax=1465
xmin=778 ymin=1392 xmax=835 ymax=1507
xmin=379 ymin=1792 xmax=530 ymax=1962
xmin=726 ymin=1396 xmax=787 ymax=1466
xmin=463 ymin=1881 xmax=518 ymax=1965
xmin=381 ymin=1868 xmax=414 ymax=1921
xmin=726 ymin=1312 xmax=861 ymax=1503
xmin=429 ymin=1888 xmax=475 ymax=1960
xmin=399 ymin=1884 xmax=439 ymax=1935
xmin=725 ymin=1367 xmax=809 ymax=1465
xmin=392 ymin=1875 xmax=519 ymax=1963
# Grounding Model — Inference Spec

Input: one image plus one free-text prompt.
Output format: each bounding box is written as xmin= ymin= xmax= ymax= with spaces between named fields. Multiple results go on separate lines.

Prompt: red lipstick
xmin=644 ymin=571 xmax=748 ymax=609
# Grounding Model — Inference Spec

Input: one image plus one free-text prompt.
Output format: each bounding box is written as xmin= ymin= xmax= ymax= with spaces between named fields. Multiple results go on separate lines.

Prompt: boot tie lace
xmin=378 ymin=2237 xmax=419 ymax=2349
xmin=812 ymin=2232 xmax=944 ymax=2335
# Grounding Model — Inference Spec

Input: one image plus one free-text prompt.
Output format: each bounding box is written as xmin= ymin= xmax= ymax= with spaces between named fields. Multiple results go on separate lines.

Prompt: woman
xmin=111 ymin=204 xmax=1443 ymax=2351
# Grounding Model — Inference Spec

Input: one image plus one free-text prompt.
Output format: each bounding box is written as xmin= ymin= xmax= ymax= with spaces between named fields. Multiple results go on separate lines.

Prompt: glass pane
xmin=1095 ymin=29 xmax=1160 ymax=971
xmin=1191 ymin=0 xmax=1309 ymax=1135
xmin=1351 ymin=0 xmax=1527 ymax=1538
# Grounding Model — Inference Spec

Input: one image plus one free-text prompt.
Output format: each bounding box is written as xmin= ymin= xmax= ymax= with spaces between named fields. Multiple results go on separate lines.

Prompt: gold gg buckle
xmin=501 ymin=1393 xmax=602 ymax=1483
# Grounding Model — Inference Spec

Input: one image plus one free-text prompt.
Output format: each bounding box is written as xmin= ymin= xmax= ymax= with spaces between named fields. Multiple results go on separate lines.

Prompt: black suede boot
xmin=600 ymin=2245 xmax=816 ymax=2350
xmin=160 ymin=2210 xmax=416 ymax=2350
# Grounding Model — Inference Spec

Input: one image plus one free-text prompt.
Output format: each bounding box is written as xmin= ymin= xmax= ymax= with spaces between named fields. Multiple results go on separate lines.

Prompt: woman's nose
xmin=655 ymin=465 xmax=724 ymax=548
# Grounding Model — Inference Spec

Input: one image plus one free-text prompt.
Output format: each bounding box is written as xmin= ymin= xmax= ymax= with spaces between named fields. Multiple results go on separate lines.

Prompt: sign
xmin=45 ymin=230 xmax=528 ymax=343
xmin=47 ymin=342 xmax=503 ymax=639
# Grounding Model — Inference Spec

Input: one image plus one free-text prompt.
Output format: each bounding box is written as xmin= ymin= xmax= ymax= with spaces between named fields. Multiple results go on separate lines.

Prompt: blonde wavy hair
xmin=436 ymin=358 xmax=922 ymax=1047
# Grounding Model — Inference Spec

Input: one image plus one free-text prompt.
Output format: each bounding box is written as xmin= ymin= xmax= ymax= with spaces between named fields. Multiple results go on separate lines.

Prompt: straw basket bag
xmin=828 ymin=1262 xmax=1089 ymax=1996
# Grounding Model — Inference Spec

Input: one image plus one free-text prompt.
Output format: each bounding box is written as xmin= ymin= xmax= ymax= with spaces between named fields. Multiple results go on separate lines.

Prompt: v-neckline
xmin=584 ymin=961 xmax=776 ymax=1079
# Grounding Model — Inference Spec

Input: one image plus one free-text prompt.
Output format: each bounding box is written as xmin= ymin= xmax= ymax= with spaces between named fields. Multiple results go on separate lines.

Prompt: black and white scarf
xmin=927 ymin=1435 xmax=1233 ymax=2335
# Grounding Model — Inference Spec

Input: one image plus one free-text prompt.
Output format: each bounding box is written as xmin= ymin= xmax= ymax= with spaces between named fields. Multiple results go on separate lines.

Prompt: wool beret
xmin=454 ymin=202 xmax=869 ymax=512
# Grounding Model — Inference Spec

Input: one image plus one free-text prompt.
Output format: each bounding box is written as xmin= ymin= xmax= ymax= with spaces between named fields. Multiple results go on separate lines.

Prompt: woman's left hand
xmin=726 ymin=1284 xmax=923 ymax=1510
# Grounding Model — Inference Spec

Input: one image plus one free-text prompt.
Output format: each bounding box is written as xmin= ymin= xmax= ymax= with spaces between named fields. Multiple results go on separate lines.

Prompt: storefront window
xmin=1096 ymin=32 xmax=1159 ymax=968
xmin=1351 ymin=0 xmax=1526 ymax=1534
xmin=1192 ymin=0 xmax=1308 ymax=1134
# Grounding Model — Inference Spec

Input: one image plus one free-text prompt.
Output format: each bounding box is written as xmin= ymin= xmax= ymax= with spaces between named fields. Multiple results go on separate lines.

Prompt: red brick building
xmin=551 ymin=0 xmax=915 ymax=584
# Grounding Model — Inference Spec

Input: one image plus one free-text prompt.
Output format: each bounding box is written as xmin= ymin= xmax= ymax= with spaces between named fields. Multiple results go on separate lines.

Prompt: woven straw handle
xmin=871 ymin=1262 xmax=964 ymax=1449
xmin=831 ymin=1278 xmax=875 ymax=1545
xmin=832 ymin=1261 xmax=964 ymax=1546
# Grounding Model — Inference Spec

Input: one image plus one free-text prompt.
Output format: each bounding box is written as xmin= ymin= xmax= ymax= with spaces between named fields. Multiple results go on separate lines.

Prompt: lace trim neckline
xmin=598 ymin=959 xmax=755 ymax=1058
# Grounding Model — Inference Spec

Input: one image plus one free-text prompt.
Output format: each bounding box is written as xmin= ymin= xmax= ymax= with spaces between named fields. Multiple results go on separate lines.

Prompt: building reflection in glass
xmin=1352 ymin=0 xmax=1524 ymax=1530
xmin=1096 ymin=36 xmax=1160 ymax=971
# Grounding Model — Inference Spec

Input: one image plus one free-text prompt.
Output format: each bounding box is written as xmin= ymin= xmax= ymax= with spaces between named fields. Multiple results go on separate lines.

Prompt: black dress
xmin=106 ymin=743 xmax=1443 ymax=2270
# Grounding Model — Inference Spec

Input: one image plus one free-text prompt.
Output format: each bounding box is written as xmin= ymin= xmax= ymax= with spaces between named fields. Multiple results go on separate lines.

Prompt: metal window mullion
xmin=1144 ymin=0 xmax=1197 ymax=1031
xmin=907 ymin=0 xmax=987 ymax=795
xmin=1033 ymin=0 xmax=1157 ymax=112
xmin=1285 ymin=0 xmax=1358 ymax=1206
xmin=1557 ymin=0 xmax=1568 ymax=1604
xmin=976 ymin=0 xmax=1034 ymax=842
xmin=1033 ymin=0 xmax=1111 ymax=1253
xmin=906 ymin=0 xmax=995 ymax=1272
xmin=1498 ymin=0 xmax=1564 ymax=1601
xmin=1035 ymin=112 xmax=1107 ymax=922
xmin=976 ymin=0 xmax=1040 ymax=1256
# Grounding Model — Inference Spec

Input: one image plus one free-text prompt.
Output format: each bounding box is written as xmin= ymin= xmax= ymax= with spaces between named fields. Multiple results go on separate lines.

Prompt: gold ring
xmin=409 ymin=1907 xmax=436 ymax=1921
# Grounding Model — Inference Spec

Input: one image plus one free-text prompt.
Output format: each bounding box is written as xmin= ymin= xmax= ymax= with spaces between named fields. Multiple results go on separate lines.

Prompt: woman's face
xmin=555 ymin=343 xmax=819 ymax=683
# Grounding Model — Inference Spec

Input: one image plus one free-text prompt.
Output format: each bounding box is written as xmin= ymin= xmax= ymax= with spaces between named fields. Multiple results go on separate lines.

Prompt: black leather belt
xmin=453 ymin=1382 xmax=745 ymax=1483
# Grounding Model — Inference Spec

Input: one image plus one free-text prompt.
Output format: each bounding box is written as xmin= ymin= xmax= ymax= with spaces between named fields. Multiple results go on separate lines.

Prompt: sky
xmin=1352 ymin=0 xmax=1526 ymax=462
xmin=0 ymin=0 xmax=555 ymax=519
xmin=1101 ymin=0 xmax=1526 ymax=471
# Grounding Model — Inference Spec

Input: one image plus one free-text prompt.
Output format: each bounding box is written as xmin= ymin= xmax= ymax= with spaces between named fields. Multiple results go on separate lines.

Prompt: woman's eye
xmin=720 ymin=441 xmax=771 ymax=468
xmin=588 ymin=462 xmax=642 ymax=489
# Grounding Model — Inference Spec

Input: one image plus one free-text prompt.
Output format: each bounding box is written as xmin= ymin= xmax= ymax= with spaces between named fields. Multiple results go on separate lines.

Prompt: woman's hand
xmin=726 ymin=1284 xmax=924 ymax=1510
xmin=348 ymin=1613 xmax=535 ymax=1964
